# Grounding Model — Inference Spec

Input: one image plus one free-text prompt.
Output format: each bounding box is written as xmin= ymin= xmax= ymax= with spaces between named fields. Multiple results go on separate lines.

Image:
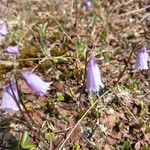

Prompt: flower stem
xmin=74 ymin=0 xmax=78 ymax=28
xmin=14 ymin=75 xmax=40 ymax=128
xmin=114 ymin=41 xmax=140 ymax=85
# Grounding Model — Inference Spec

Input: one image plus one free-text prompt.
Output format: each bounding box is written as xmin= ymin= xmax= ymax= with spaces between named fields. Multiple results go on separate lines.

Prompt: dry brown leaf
xmin=21 ymin=81 xmax=32 ymax=94
xmin=55 ymin=103 xmax=78 ymax=117
xmin=30 ymin=110 xmax=44 ymax=126
xmin=143 ymin=133 xmax=150 ymax=142
xmin=70 ymin=126 xmax=81 ymax=143
xmin=103 ymin=144 xmax=113 ymax=150
xmin=100 ymin=115 xmax=117 ymax=130
xmin=105 ymin=136 xmax=117 ymax=145
xmin=134 ymin=141 xmax=141 ymax=150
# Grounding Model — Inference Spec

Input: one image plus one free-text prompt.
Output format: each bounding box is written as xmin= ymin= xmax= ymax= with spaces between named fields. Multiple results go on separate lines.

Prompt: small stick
xmin=58 ymin=90 xmax=110 ymax=150
xmin=14 ymin=75 xmax=39 ymax=127
xmin=124 ymin=105 xmax=150 ymax=144
xmin=74 ymin=0 xmax=78 ymax=28
xmin=110 ymin=5 xmax=150 ymax=20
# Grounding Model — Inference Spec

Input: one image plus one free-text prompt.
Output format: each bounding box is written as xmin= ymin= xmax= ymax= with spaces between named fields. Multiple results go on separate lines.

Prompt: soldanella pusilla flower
xmin=83 ymin=0 xmax=92 ymax=11
xmin=0 ymin=21 xmax=8 ymax=36
xmin=22 ymin=71 xmax=50 ymax=96
xmin=86 ymin=56 xmax=104 ymax=92
xmin=4 ymin=45 xmax=20 ymax=57
xmin=136 ymin=46 xmax=149 ymax=70
xmin=0 ymin=80 xmax=19 ymax=112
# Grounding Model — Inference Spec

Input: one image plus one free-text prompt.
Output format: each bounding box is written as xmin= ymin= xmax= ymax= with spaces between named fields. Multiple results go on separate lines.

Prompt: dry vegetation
xmin=0 ymin=0 xmax=150 ymax=149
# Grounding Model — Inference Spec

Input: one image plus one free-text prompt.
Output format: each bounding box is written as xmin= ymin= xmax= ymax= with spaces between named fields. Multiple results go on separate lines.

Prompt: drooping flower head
xmin=83 ymin=0 xmax=92 ymax=11
xmin=136 ymin=46 xmax=149 ymax=70
xmin=0 ymin=21 xmax=8 ymax=36
xmin=0 ymin=80 xmax=19 ymax=112
xmin=4 ymin=45 xmax=20 ymax=57
xmin=21 ymin=71 xmax=50 ymax=96
xmin=86 ymin=56 xmax=104 ymax=92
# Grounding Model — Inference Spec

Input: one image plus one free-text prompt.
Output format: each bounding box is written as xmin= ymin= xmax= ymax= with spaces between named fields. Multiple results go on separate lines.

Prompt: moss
xmin=20 ymin=47 xmax=38 ymax=58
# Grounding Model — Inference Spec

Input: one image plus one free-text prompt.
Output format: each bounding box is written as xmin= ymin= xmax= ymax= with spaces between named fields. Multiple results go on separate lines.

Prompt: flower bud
xmin=83 ymin=0 xmax=92 ymax=11
xmin=86 ymin=57 xmax=104 ymax=92
xmin=136 ymin=46 xmax=149 ymax=70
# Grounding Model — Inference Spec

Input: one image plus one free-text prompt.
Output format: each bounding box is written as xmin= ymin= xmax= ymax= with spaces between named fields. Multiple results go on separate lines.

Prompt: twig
xmin=14 ymin=75 xmax=39 ymax=127
xmin=74 ymin=0 xmax=78 ymax=28
xmin=108 ymin=0 xmax=134 ymax=18
xmin=48 ymin=14 xmax=75 ymax=45
xmin=58 ymin=90 xmax=110 ymax=150
xmin=114 ymin=41 xmax=140 ymax=85
xmin=110 ymin=5 xmax=150 ymax=20
xmin=122 ymin=103 xmax=150 ymax=144
xmin=1 ymin=4 xmax=39 ymax=46
xmin=113 ymin=90 xmax=150 ymax=144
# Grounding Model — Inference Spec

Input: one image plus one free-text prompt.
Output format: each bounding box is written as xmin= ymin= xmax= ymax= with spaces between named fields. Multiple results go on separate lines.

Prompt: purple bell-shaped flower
xmin=4 ymin=45 xmax=20 ymax=57
xmin=0 ymin=80 xmax=19 ymax=112
xmin=0 ymin=21 xmax=8 ymax=36
xmin=83 ymin=0 xmax=92 ymax=11
xmin=86 ymin=57 xmax=104 ymax=92
xmin=136 ymin=46 xmax=149 ymax=70
xmin=21 ymin=71 xmax=50 ymax=96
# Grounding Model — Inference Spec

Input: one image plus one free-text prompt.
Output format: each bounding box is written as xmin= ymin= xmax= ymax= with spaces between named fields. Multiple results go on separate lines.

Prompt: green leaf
xmin=75 ymin=39 xmax=86 ymax=59
xmin=141 ymin=145 xmax=150 ymax=150
xmin=139 ymin=100 xmax=147 ymax=116
xmin=21 ymin=144 xmax=36 ymax=150
xmin=100 ymin=29 xmax=107 ymax=40
xmin=45 ymin=132 xmax=55 ymax=141
xmin=21 ymin=131 xmax=36 ymax=150
xmin=12 ymin=140 xmax=21 ymax=150
xmin=56 ymin=92 xmax=65 ymax=102
xmin=121 ymin=139 xmax=133 ymax=150
xmin=72 ymin=144 xmax=80 ymax=150
xmin=126 ymin=79 xmax=137 ymax=92
xmin=36 ymin=22 xmax=48 ymax=56
xmin=89 ymin=13 xmax=97 ymax=28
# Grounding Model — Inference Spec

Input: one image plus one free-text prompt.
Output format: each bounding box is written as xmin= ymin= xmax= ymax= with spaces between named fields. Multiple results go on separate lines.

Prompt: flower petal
xmin=0 ymin=80 xmax=19 ymax=112
xmin=4 ymin=46 xmax=20 ymax=57
xmin=22 ymin=71 xmax=50 ymax=96
xmin=136 ymin=46 xmax=149 ymax=70
xmin=86 ymin=57 xmax=104 ymax=92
